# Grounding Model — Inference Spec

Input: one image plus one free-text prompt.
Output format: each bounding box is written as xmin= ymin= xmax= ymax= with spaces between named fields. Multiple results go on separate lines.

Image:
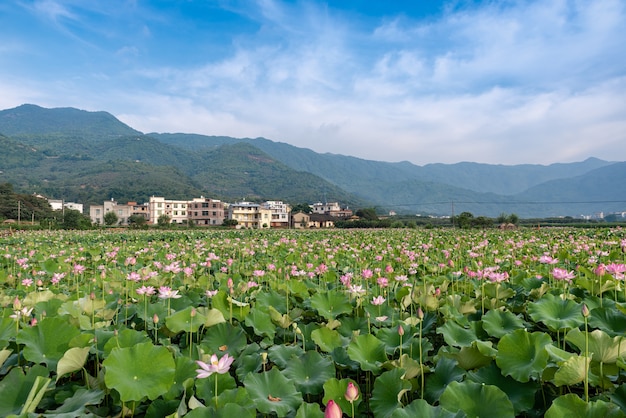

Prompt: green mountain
xmin=1 ymin=104 xmax=624 ymax=218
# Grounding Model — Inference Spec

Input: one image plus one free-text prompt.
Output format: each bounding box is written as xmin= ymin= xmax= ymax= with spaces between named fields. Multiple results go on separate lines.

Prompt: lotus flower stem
xmin=583 ymin=303 xmax=590 ymax=403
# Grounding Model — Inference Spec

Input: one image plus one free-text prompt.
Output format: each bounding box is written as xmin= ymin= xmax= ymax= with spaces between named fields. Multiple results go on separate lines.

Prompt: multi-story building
xmin=188 ymin=197 xmax=225 ymax=226
xmin=261 ymin=200 xmax=291 ymax=228
xmin=312 ymin=201 xmax=353 ymax=219
xmin=48 ymin=199 xmax=84 ymax=214
xmin=228 ymin=201 xmax=272 ymax=229
xmin=148 ymin=196 xmax=188 ymax=224
xmin=89 ymin=199 xmax=130 ymax=225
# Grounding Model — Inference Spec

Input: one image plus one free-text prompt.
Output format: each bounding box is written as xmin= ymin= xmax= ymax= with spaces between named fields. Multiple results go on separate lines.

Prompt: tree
xmin=291 ymin=203 xmax=312 ymax=214
xmin=455 ymin=212 xmax=474 ymax=229
xmin=356 ymin=207 xmax=378 ymax=220
xmin=62 ymin=209 xmax=92 ymax=230
xmin=128 ymin=214 xmax=147 ymax=229
xmin=157 ymin=214 xmax=171 ymax=227
xmin=104 ymin=211 xmax=119 ymax=226
xmin=222 ymin=219 xmax=238 ymax=227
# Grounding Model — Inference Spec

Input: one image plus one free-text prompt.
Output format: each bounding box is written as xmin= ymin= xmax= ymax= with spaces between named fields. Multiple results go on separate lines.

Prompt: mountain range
xmin=0 ymin=104 xmax=624 ymax=218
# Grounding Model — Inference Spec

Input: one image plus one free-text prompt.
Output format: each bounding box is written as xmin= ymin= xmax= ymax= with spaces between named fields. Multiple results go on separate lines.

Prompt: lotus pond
xmin=2 ymin=227 xmax=626 ymax=417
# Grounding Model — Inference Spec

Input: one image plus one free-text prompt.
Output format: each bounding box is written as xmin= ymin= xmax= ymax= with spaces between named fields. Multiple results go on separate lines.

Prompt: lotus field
xmin=2 ymin=227 xmax=626 ymax=417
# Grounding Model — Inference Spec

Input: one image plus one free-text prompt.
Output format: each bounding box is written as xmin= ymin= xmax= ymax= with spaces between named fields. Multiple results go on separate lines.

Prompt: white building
xmin=261 ymin=201 xmax=291 ymax=228
xmin=148 ymin=196 xmax=189 ymax=224
xmin=228 ymin=201 xmax=272 ymax=229
xmin=48 ymin=199 xmax=84 ymax=214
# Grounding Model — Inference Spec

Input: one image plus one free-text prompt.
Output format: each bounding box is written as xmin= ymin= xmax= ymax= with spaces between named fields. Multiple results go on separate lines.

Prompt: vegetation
xmin=2 ymin=228 xmax=626 ymax=416
xmin=103 ymin=211 xmax=119 ymax=226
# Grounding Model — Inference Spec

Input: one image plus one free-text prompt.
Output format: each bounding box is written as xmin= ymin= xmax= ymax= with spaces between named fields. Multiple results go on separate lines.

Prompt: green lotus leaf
xmin=310 ymin=326 xmax=345 ymax=352
xmin=255 ymin=289 xmax=288 ymax=313
xmin=439 ymin=380 xmax=515 ymax=418
xmin=186 ymin=402 xmax=255 ymax=418
xmin=424 ymin=357 xmax=465 ymax=404
xmin=310 ymin=290 xmax=353 ymax=320
xmin=390 ymin=399 xmax=463 ymax=418
xmin=234 ymin=342 xmax=263 ymax=381
xmin=376 ymin=324 xmax=413 ymax=355
xmin=370 ymin=368 xmax=412 ymax=418
xmin=566 ymin=328 xmax=626 ymax=364
xmin=56 ymin=346 xmax=90 ymax=381
xmin=268 ymin=305 xmax=294 ymax=328
xmin=200 ymin=322 xmax=247 ymax=357
xmin=16 ymin=316 xmax=81 ymax=370
xmin=244 ymin=367 xmax=303 ymax=416
xmin=201 ymin=307 xmax=227 ymax=328
xmin=23 ymin=289 xmax=56 ymax=305
xmin=322 ymin=378 xmax=362 ymax=414
xmin=0 ymin=348 xmax=11 ymax=369
xmin=527 ymin=293 xmax=583 ymax=331
xmin=437 ymin=320 xmax=478 ymax=348
xmin=245 ymin=306 xmax=276 ymax=340
xmin=553 ymin=354 xmax=591 ymax=386
xmin=588 ymin=307 xmax=626 ymax=337
xmin=144 ymin=399 xmax=179 ymax=418
xmin=211 ymin=291 xmax=250 ymax=322
xmin=43 ymin=387 xmax=105 ymax=417
xmin=0 ymin=317 xmax=17 ymax=347
xmin=545 ymin=393 xmax=626 ymax=418
xmin=295 ymin=402 xmax=324 ymax=418
xmin=481 ymin=309 xmax=526 ymax=338
xmin=545 ymin=343 xmax=578 ymax=362
xmin=165 ymin=355 xmax=198 ymax=400
xmin=444 ymin=344 xmax=492 ymax=370
xmin=103 ymin=328 xmax=151 ymax=356
xmin=282 ymin=350 xmax=335 ymax=395
xmin=337 ymin=315 xmax=369 ymax=337
xmin=467 ymin=362 xmax=540 ymax=415
xmin=165 ymin=306 xmax=207 ymax=333
xmin=609 ymin=384 xmax=626 ymax=413
xmin=103 ymin=341 xmax=176 ymax=402
xmin=496 ymin=329 xmax=552 ymax=382
xmin=0 ymin=364 xmax=48 ymax=417
xmin=347 ymin=333 xmax=388 ymax=373
xmin=195 ymin=371 xmax=237 ymax=403
xmin=268 ymin=344 xmax=305 ymax=369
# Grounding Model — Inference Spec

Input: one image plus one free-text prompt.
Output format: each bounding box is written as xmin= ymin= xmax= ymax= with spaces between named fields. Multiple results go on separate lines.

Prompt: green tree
xmin=62 ymin=209 xmax=92 ymax=230
xmin=290 ymin=203 xmax=312 ymax=214
xmin=222 ymin=219 xmax=238 ymax=227
xmin=157 ymin=214 xmax=171 ymax=227
xmin=104 ymin=211 xmax=119 ymax=226
xmin=455 ymin=212 xmax=474 ymax=229
xmin=128 ymin=214 xmax=147 ymax=229
xmin=356 ymin=207 xmax=378 ymax=220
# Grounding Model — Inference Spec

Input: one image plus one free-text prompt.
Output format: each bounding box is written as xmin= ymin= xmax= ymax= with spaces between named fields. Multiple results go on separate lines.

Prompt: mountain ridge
xmin=0 ymin=104 xmax=623 ymax=218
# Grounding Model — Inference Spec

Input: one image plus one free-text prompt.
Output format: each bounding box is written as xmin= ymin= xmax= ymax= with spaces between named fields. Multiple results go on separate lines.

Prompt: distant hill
xmin=0 ymin=104 xmax=624 ymax=218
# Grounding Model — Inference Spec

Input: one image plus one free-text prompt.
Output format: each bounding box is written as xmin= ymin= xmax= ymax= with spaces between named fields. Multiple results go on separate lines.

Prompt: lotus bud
xmin=13 ymin=297 xmax=21 ymax=310
xmin=324 ymin=400 xmax=342 ymax=418
xmin=191 ymin=307 xmax=197 ymax=317
xmin=417 ymin=307 xmax=424 ymax=320
xmin=345 ymin=382 xmax=359 ymax=403
xmin=582 ymin=303 xmax=590 ymax=318
xmin=153 ymin=313 xmax=159 ymax=324
xmin=398 ymin=324 xmax=405 ymax=336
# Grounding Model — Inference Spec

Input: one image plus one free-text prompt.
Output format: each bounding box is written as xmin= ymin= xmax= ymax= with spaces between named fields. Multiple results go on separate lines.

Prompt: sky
xmin=1 ymin=0 xmax=625 ymax=165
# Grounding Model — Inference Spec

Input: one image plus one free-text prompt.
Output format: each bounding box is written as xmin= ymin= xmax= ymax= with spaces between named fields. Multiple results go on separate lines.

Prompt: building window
xmin=157 ymin=203 xmax=162 ymax=208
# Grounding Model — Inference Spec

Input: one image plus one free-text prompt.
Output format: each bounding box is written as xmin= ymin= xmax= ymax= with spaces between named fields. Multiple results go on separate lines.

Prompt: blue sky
xmin=1 ymin=0 xmax=625 ymax=165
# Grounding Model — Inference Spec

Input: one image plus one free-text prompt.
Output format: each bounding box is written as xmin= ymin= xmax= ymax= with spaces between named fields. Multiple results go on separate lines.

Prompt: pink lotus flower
xmin=195 ymin=353 xmax=234 ymax=378
xmin=324 ymin=400 xmax=342 ymax=418
xmin=158 ymin=286 xmax=181 ymax=299
xmin=371 ymin=295 xmax=385 ymax=306
xmin=552 ymin=268 xmax=575 ymax=283
xmin=345 ymin=382 xmax=360 ymax=403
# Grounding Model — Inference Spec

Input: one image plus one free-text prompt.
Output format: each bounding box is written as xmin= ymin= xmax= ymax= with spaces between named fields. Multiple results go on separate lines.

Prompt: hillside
xmin=1 ymin=104 xmax=624 ymax=218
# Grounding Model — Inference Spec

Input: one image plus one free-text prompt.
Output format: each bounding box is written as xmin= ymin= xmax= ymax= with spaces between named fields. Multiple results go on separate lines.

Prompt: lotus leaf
xmin=527 ymin=293 xmax=583 ymax=331
xmin=566 ymin=328 xmax=626 ymax=364
xmin=0 ymin=364 xmax=48 ymax=417
xmin=17 ymin=316 xmax=81 ymax=370
xmin=245 ymin=306 xmax=276 ymax=339
xmin=439 ymin=380 xmax=515 ymax=418
xmin=481 ymin=309 xmax=526 ymax=338
xmin=295 ymin=402 xmax=324 ymax=418
xmin=424 ymin=357 xmax=465 ymax=404
xmin=496 ymin=329 xmax=551 ymax=382
xmin=310 ymin=290 xmax=353 ymax=320
xmin=200 ymin=321 xmax=247 ymax=357
xmin=588 ymin=307 xmax=626 ymax=337
xmin=244 ymin=367 xmax=303 ymax=416
xmin=310 ymin=326 xmax=345 ymax=352
xmin=322 ymin=378 xmax=362 ymax=414
xmin=370 ymin=368 xmax=412 ymax=418
xmin=103 ymin=328 xmax=150 ymax=356
xmin=165 ymin=305 xmax=207 ymax=333
xmin=103 ymin=341 xmax=176 ymax=402
xmin=43 ymin=388 xmax=105 ymax=418
xmin=390 ymin=399 xmax=463 ymax=418
xmin=56 ymin=346 xmax=90 ymax=381
xmin=281 ymin=350 xmax=335 ymax=395
xmin=347 ymin=333 xmax=388 ymax=373
xmin=545 ymin=393 xmax=626 ymax=418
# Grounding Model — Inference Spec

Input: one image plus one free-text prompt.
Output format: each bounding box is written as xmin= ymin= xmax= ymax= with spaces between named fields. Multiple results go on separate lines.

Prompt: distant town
xmin=51 ymin=197 xmax=355 ymax=229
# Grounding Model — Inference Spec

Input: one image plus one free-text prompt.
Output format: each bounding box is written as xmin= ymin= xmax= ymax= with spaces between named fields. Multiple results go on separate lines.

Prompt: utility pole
xmin=17 ymin=200 xmax=21 ymax=225
xmin=451 ymin=201 xmax=455 ymax=228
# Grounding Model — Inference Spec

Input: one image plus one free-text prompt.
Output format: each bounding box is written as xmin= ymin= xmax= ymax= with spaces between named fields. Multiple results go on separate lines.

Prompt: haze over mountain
xmin=0 ymin=104 xmax=624 ymax=218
